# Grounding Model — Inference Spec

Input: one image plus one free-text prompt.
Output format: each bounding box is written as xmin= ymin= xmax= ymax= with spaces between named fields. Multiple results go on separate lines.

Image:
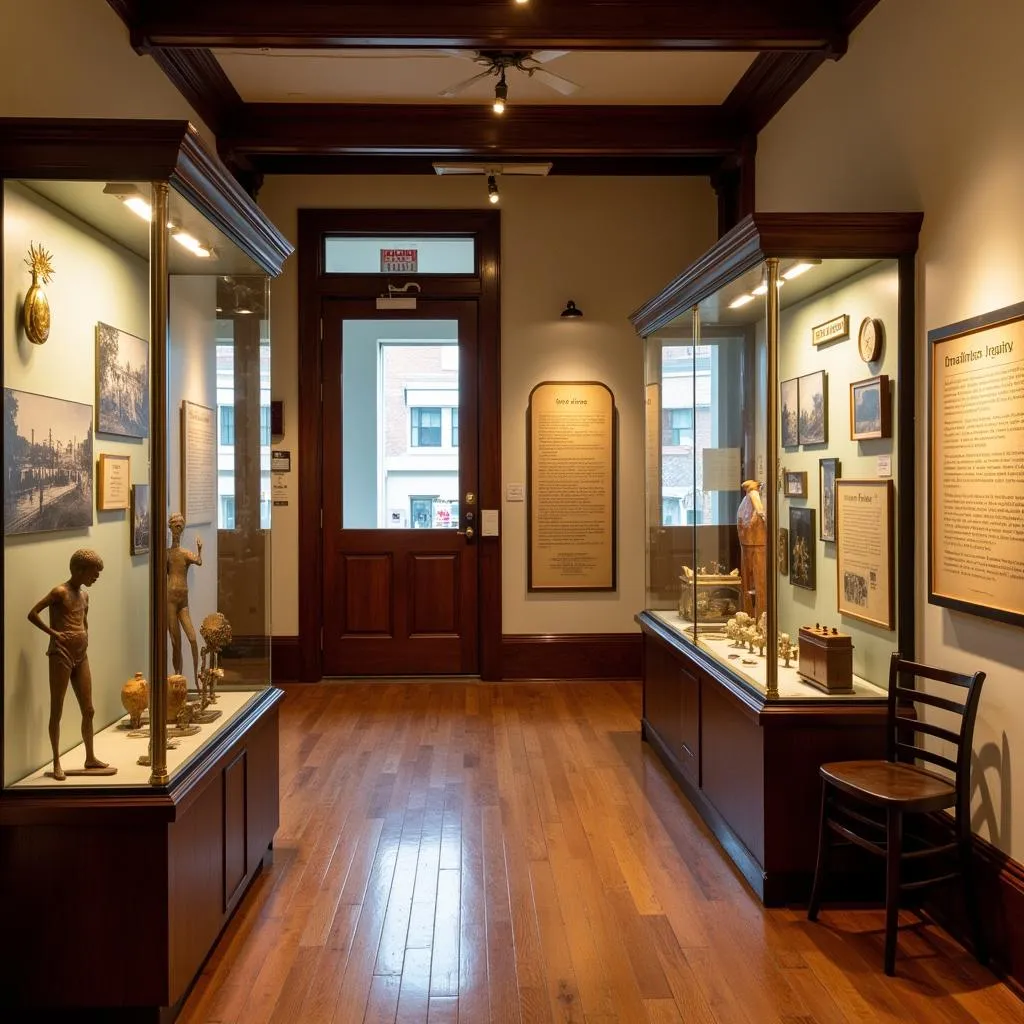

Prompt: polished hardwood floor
xmin=179 ymin=681 xmax=1020 ymax=1024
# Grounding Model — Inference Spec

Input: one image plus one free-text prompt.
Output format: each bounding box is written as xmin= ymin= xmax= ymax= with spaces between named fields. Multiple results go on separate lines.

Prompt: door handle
xmin=460 ymin=526 xmax=475 ymax=540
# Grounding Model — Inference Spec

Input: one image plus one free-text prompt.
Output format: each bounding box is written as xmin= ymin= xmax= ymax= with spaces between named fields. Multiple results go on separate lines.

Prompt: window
xmin=411 ymin=407 xmax=441 ymax=447
xmin=663 ymin=407 xmax=694 ymax=445
xmin=220 ymin=405 xmax=235 ymax=446
xmin=451 ymin=407 xmax=459 ymax=448
xmin=410 ymin=496 xmax=435 ymax=528
xmin=260 ymin=404 xmax=271 ymax=446
xmin=220 ymin=495 xmax=236 ymax=530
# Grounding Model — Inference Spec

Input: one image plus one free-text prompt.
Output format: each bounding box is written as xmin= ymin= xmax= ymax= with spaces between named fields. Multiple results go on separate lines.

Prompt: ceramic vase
xmin=120 ymin=671 xmax=149 ymax=729
xmin=23 ymin=268 xmax=51 ymax=345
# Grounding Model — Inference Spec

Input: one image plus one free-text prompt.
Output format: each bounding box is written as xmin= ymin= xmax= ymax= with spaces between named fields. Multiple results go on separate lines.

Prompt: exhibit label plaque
xmin=929 ymin=302 xmax=1024 ymax=626
xmin=528 ymin=381 xmax=615 ymax=590
xmin=836 ymin=479 xmax=894 ymax=629
xmin=181 ymin=400 xmax=216 ymax=525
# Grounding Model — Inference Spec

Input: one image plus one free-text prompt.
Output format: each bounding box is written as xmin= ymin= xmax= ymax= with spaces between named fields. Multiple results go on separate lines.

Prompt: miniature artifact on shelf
xmin=27 ymin=548 xmax=116 ymax=780
xmin=120 ymin=671 xmax=149 ymax=730
xmin=778 ymin=633 xmax=795 ymax=669
xmin=737 ymin=480 xmax=767 ymax=620
xmin=167 ymin=512 xmax=203 ymax=690
xmin=678 ymin=563 xmax=742 ymax=624
xmin=193 ymin=611 xmax=232 ymax=723
xmin=798 ymin=623 xmax=854 ymax=693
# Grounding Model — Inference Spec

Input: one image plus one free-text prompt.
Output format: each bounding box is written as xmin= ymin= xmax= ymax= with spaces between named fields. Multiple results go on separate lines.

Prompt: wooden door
xmin=321 ymin=298 xmax=479 ymax=675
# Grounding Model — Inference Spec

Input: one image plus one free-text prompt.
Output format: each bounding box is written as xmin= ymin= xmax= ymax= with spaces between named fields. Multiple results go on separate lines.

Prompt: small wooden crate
xmin=798 ymin=625 xmax=854 ymax=694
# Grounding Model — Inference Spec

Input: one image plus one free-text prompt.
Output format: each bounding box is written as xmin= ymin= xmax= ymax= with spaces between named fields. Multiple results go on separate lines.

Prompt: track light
xmin=487 ymin=174 xmax=500 ymax=204
xmin=493 ymin=71 xmax=508 ymax=114
xmin=560 ymin=300 xmax=583 ymax=318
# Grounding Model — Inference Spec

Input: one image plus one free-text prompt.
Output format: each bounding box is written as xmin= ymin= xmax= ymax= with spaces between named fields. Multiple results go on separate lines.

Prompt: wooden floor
xmin=179 ymin=681 xmax=1020 ymax=1024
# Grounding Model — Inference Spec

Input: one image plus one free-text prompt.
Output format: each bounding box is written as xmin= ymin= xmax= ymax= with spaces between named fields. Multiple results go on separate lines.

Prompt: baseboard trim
xmin=270 ymin=636 xmax=302 ymax=683
xmin=500 ymin=633 xmax=641 ymax=680
xmin=920 ymin=814 xmax=1024 ymax=1000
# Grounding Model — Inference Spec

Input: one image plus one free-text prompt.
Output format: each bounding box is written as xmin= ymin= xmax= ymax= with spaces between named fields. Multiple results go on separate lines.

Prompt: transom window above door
xmin=324 ymin=236 xmax=475 ymax=275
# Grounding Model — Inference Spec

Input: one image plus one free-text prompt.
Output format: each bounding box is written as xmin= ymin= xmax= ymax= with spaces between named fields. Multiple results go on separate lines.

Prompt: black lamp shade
xmin=560 ymin=300 xmax=583 ymax=318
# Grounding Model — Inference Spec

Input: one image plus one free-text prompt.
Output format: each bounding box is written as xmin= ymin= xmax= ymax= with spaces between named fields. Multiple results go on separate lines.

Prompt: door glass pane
xmin=341 ymin=319 xmax=460 ymax=529
xmin=324 ymin=236 xmax=475 ymax=274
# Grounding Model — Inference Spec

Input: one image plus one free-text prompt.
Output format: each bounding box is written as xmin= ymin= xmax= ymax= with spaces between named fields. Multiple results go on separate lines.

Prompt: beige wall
xmin=0 ymin=0 xmax=212 ymax=144
xmin=257 ymin=174 xmax=717 ymax=636
xmin=757 ymin=0 xmax=1024 ymax=859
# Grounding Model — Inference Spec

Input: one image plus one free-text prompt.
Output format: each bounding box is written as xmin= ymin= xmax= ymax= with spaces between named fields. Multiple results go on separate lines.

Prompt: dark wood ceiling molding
xmin=722 ymin=50 xmax=828 ymax=133
xmin=126 ymin=0 xmax=846 ymax=52
xmin=220 ymin=103 xmax=741 ymax=161
xmin=711 ymin=134 xmax=757 ymax=236
xmin=841 ymin=0 xmax=884 ymax=33
xmin=148 ymin=48 xmax=244 ymax=136
xmin=244 ymin=154 xmax=720 ymax=177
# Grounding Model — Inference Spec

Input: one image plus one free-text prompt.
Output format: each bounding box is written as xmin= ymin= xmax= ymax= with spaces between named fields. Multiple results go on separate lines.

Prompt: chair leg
xmin=884 ymin=808 xmax=903 ymax=976
xmin=807 ymin=781 xmax=830 ymax=922
xmin=959 ymin=835 xmax=988 ymax=966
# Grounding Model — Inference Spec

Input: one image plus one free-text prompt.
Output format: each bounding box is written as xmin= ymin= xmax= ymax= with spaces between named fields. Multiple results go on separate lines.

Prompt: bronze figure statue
xmin=167 ymin=512 xmax=202 ymax=689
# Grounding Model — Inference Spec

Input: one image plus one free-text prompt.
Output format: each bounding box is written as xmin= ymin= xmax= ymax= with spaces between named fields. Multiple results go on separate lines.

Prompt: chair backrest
xmin=886 ymin=652 xmax=985 ymax=827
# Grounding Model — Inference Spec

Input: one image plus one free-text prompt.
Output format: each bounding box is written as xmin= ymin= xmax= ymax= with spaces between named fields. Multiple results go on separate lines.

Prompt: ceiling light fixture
xmin=106 ymin=184 xmax=215 ymax=258
xmin=782 ymin=260 xmax=820 ymax=280
xmin=487 ymin=174 xmax=500 ymax=204
xmin=560 ymin=300 xmax=583 ymax=318
xmin=492 ymin=71 xmax=508 ymax=114
xmin=752 ymin=281 xmax=784 ymax=296
xmin=728 ymin=294 xmax=755 ymax=309
xmin=515 ymin=0 xmax=529 ymax=5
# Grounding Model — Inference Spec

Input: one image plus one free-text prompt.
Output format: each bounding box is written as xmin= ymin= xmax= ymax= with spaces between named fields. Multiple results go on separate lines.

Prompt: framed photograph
xmin=181 ymin=400 xmax=216 ymax=525
xmin=3 ymin=388 xmax=93 ymax=536
xmin=819 ymin=457 xmax=841 ymax=542
xmin=929 ymin=300 xmax=1024 ymax=627
xmin=789 ymin=506 xmax=816 ymax=590
xmin=778 ymin=527 xmax=789 ymax=576
xmin=780 ymin=377 xmax=799 ymax=448
xmin=130 ymin=483 xmax=150 ymax=554
xmin=797 ymin=370 xmax=828 ymax=445
xmin=97 ymin=453 xmax=130 ymax=510
xmin=850 ymin=374 xmax=891 ymax=440
xmin=782 ymin=470 xmax=807 ymax=498
xmin=836 ymin=479 xmax=894 ymax=629
xmin=96 ymin=322 xmax=149 ymax=438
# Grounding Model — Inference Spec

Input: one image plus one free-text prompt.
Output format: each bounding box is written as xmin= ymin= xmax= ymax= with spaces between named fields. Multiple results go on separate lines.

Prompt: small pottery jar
xmin=121 ymin=671 xmax=149 ymax=729
xmin=167 ymin=673 xmax=188 ymax=723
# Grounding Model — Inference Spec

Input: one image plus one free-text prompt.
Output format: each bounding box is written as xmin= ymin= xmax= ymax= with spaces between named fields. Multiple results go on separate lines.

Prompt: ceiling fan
xmin=438 ymin=50 xmax=582 ymax=104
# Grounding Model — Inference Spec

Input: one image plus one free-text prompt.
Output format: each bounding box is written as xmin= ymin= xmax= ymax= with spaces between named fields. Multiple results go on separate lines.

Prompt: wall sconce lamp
xmin=560 ymin=299 xmax=583 ymax=318
xmin=487 ymin=174 xmax=500 ymax=204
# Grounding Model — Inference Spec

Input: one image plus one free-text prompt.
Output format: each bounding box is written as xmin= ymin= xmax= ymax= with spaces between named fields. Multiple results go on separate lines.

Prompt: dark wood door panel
xmin=342 ymin=552 xmax=394 ymax=635
xmin=409 ymin=551 xmax=460 ymax=635
xmin=223 ymin=751 xmax=248 ymax=909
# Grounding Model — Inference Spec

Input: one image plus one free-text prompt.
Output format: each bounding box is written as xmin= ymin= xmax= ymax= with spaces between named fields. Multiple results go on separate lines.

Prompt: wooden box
xmin=798 ymin=625 xmax=854 ymax=694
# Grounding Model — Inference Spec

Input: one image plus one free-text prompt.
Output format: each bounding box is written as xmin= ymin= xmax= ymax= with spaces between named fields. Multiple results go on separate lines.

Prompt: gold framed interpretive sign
xmin=528 ymin=380 xmax=616 ymax=591
xmin=836 ymin=479 xmax=894 ymax=629
xmin=97 ymin=452 xmax=130 ymax=511
xmin=180 ymin=400 xmax=216 ymax=525
xmin=929 ymin=301 xmax=1024 ymax=627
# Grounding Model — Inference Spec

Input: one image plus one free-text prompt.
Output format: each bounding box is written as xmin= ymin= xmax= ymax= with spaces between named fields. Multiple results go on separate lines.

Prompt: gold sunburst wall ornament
xmin=23 ymin=241 xmax=55 ymax=344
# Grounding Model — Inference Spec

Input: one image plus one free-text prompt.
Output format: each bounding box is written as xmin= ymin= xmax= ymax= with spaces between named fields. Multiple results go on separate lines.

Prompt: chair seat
xmin=820 ymin=760 xmax=956 ymax=812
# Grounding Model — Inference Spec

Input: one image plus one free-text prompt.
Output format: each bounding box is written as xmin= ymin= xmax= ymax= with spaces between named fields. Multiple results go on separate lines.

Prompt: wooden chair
xmin=807 ymin=652 xmax=987 ymax=975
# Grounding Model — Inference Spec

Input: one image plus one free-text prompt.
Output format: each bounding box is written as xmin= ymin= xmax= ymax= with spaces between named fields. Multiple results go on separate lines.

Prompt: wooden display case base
xmin=0 ymin=687 xmax=283 ymax=1022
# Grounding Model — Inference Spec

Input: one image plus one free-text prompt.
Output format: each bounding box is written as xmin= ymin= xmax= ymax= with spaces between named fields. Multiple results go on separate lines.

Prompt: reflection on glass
xmin=342 ymin=320 xmax=460 ymax=529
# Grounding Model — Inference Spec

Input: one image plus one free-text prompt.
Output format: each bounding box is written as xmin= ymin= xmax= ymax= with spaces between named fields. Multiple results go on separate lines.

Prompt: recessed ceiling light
xmin=729 ymin=294 xmax=755 ymax=309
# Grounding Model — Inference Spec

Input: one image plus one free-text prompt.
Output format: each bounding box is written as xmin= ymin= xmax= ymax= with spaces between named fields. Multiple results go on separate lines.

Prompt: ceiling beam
xmin=124 ymin=1 xmax=846 ymax=53
xmin=148 ymin=48 xmax=244 ymax=136
xmin=219 ymin=104 xmax=742 ymax=165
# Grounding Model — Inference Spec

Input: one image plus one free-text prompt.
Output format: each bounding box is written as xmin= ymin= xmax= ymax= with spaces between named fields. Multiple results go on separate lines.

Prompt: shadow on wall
xmin=971 ymin=733 xmax=1011 ymax=849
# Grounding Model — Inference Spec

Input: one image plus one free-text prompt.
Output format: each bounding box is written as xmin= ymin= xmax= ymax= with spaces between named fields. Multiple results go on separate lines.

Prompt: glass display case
xmin=0 ymin=118 xmax=292 ymax=1018
xmin=636 ymin=213 xmax=922 ymax=703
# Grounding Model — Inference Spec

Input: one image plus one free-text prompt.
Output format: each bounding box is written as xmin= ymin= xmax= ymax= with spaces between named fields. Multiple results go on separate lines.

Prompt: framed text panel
xmin=836 ymin=479 xmax=894 ymax=630
xmin=181 ymin=400 xmax=216 ymax=525
xmin=528 ymin=381 xmax=616 ymax=591
xmin=929 ymin=302 xmax=1024 ymax=627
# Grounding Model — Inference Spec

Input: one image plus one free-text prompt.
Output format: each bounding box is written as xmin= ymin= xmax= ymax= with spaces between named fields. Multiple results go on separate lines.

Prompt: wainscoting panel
xmin=500 ymin=633 xmax=642 ymax=680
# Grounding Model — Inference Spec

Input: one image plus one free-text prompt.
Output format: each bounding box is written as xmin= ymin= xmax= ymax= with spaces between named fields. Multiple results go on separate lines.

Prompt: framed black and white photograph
xmin=130 ymin=482 xmax=150 ymax=555
xmin=797 ymin=370 xmax=828 ymax=445
xmin=819 ymin=457 xmax=841 ymax=542
xmin=850 ymin=374 xmax=891 ymax=440
xmin=789 ymin=506 xmax=816 ymax=590
xmin=96 ymin=321 xmax=149 ymax=438
xmin=3 ymin=387 xmax=93 ymax=535
xmin=783 ymin=470 xmax=807 ymax=498
xmin=780 ymin=377 xmax=799 ymax=448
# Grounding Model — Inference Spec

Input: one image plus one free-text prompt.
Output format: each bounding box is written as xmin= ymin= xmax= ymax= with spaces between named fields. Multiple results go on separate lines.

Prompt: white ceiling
xmin=213 ymin=48 xmax=757 ymax=105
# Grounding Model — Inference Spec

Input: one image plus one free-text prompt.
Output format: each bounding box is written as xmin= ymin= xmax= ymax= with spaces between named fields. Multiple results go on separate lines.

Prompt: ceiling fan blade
xmin=439 ymin=68 xmax=495 ymax=98
xmin=529 ymin=49 xmax=570 ymax=64
xmin=531 ymin=67 xmax=582 ymax=96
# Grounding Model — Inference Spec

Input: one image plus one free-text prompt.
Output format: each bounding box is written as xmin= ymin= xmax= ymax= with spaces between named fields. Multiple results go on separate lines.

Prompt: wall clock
xmin=858 ymin=316 xmax=884 ymax=363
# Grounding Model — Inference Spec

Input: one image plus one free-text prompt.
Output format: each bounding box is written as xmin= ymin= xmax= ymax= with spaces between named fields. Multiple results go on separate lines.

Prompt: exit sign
xmin=380 ymin=248 xmax=418 ymax=273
